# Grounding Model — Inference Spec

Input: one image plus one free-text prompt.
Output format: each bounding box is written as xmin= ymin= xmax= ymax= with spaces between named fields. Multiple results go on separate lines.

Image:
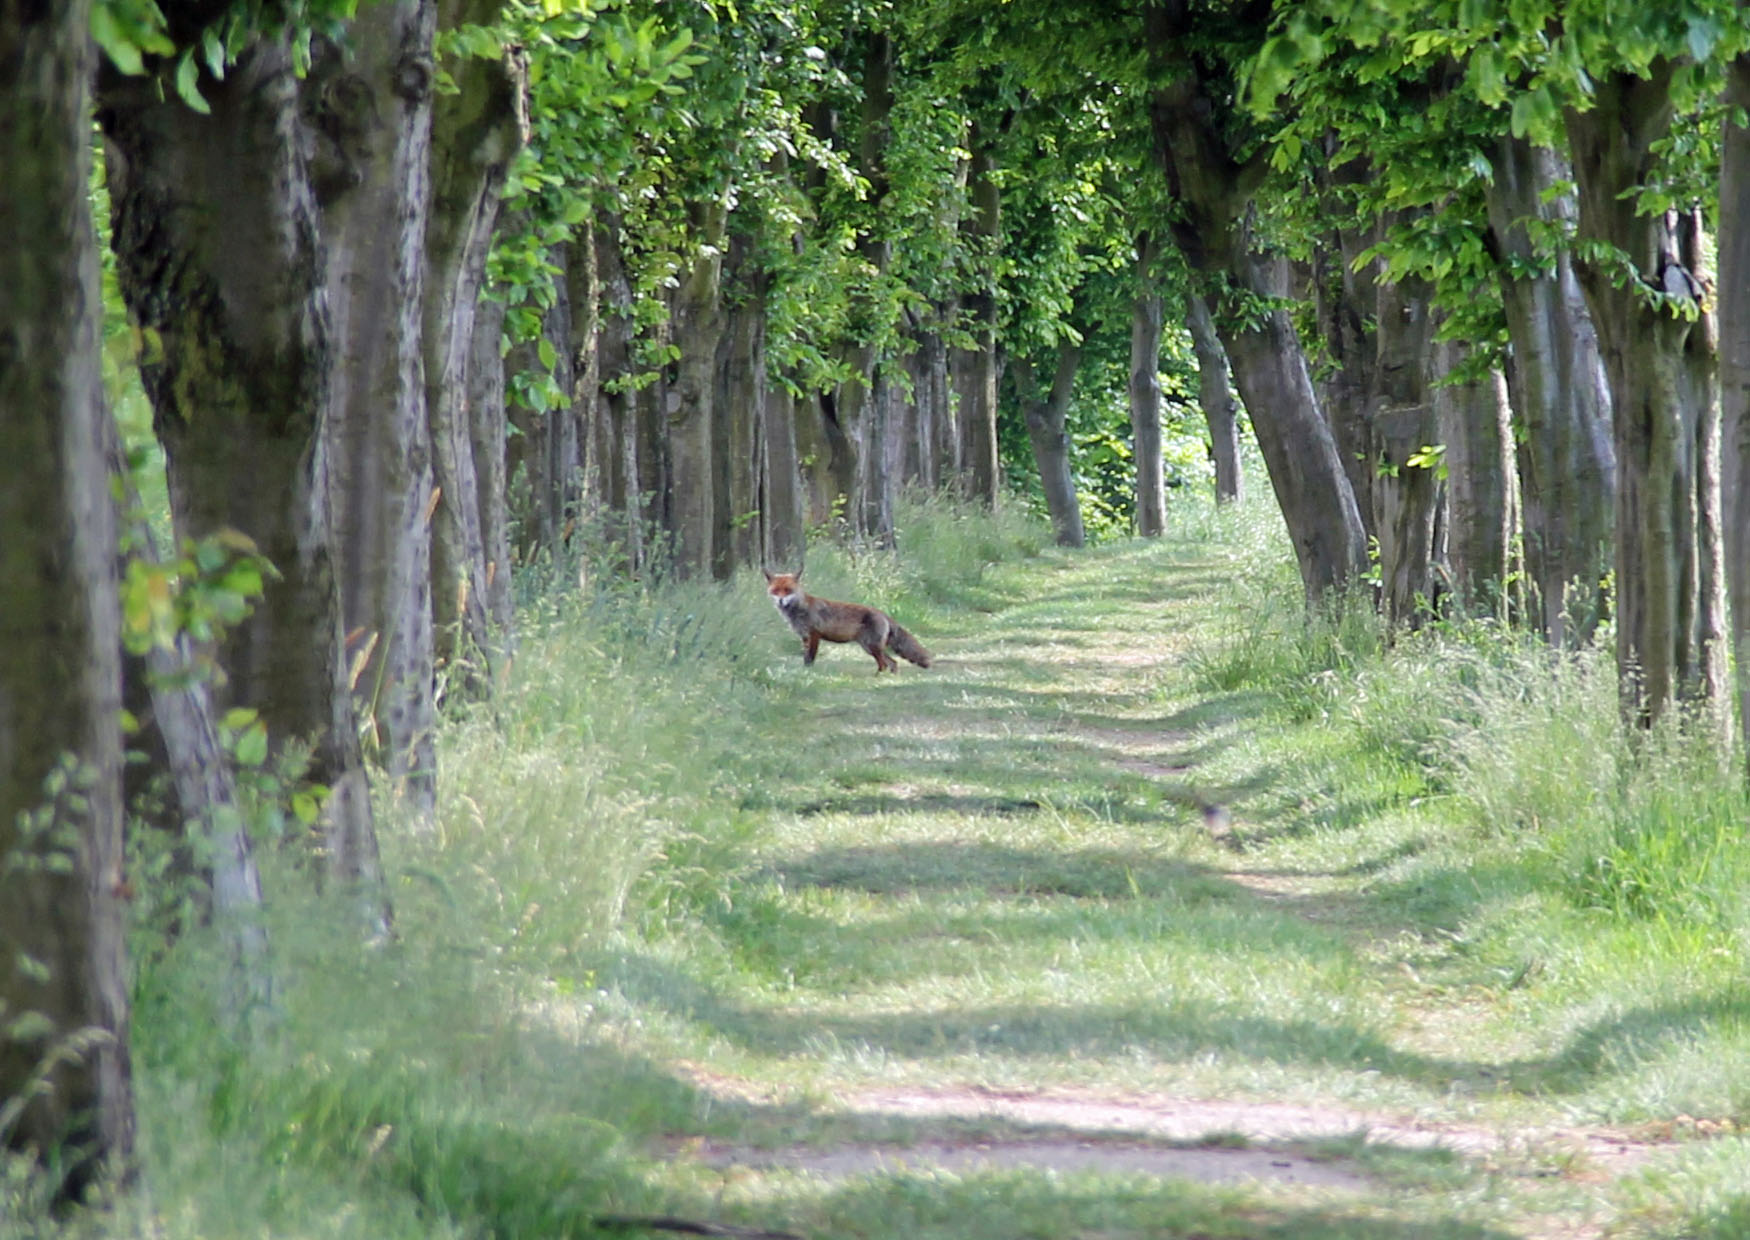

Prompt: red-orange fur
xmin=764 ymin=571 xmax=932 ymax=672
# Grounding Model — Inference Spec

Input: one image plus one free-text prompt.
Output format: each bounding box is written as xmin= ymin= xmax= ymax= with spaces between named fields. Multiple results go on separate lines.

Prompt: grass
xmin=20 ymin=486 xmax=1750 ymax=1240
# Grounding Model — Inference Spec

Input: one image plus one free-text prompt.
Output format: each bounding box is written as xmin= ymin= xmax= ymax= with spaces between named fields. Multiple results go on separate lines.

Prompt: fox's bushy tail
xmin=886 ymin=623 xmax=932 ymax=668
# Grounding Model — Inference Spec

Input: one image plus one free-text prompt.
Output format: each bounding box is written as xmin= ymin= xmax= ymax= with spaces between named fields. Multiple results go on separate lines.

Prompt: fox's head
xmin=764 ymin=570 xmax=802 ymax=609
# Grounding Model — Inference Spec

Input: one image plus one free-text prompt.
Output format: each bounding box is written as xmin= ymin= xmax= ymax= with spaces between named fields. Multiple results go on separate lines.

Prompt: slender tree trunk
xmin=634 ymin=334 xmax=670 ymax=567
xmin=917 ymin=310 xmax=957 ymax=489
xmin=568 ymin=224 xmax=602 ymax=533
xmin=1483 ymin=135 xmax=1614 ymax=646
xmin=313 ymin=0 xmax=439 ymax=818
xmin=1144 ymin=12 xmax=1366 ymax=597
xmin=669 ymin=201 xmax=726 ymax=579
xmin=1567 ymin=67 xmax=1718 ymax=725
xmin=762 ymin=381 xmax=806 ymax=571
xmin=1720 ymin=48 xmax=1750 ymax=764
xmin=1 ymin=1 xmax=134 ymax=1195
xmin=594 ymin=222 xmax=640 ymax=561
xmin=469 ymin=287 xmax=515 ymax=638
xmin=714 ymin=232 xmax=766 ymax=577
xmin=1371 ymin=275 xmax=1440 ymax=628
xmin=101 ymin=35 xmax=387 ymax=927
xmin=107 ymin=419 xmax=272 ymax=1022
xmin=1130 ymin=235 xmax=1167 ymax=535
xmin=956 ymin=135 xmax=1002 ymax=507
xmin=1186 ymin=292 xmax=1242 ymax=504
xmin=1312 ymin=164 xmax=1382 ymax=539
xmin=1432 ymin=337 xmax=1513 ymax=616
xmin=425 ymin=6 xmax=522 ymax=687
xmin=1017 ymin=345 xmax=1086 ymax=547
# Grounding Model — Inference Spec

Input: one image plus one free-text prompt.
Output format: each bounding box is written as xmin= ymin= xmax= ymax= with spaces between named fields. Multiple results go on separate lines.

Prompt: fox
xmin=764 ymin=570 xmax=933 ymax=673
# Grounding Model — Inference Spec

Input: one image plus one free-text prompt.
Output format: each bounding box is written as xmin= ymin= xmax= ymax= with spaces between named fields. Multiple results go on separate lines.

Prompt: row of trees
xmin=9 ymin=0 xmax=1750 ymax=1211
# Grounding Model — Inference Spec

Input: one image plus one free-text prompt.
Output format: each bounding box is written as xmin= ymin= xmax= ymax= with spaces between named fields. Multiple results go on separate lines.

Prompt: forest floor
xmin=528 ymin=532 xmax=1744 ymax=1240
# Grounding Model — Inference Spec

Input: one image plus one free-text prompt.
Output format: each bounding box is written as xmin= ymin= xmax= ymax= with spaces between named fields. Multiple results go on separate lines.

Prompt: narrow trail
xmin=626 ymin=542 xmax=1697 ymax=1239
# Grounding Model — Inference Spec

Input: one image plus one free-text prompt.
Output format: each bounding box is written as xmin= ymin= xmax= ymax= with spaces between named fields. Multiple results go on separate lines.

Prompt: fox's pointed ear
xmin=763 ymin=569 xmax=773 ymax=583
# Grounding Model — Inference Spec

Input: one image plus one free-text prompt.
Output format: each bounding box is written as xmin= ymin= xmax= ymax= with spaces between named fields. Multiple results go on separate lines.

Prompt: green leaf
xmin=233 ymin=722 xmax=269 ymax=768
xmin=91 ymin=6 xmax=146 ymax=75
xmin=222 ymin=707 xmax=259 ymax=731
xmin=538 ymin=336 xmax=558 ymax=371
xmin=173 ymin=48 xmax=210 ymax=113
xmin=202 ymin=27 xmax=226 ymax=79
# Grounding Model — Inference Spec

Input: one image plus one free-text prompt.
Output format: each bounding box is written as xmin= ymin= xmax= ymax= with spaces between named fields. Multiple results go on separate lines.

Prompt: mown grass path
xmin=578 ymin=536 xmax=1696 ymax=1240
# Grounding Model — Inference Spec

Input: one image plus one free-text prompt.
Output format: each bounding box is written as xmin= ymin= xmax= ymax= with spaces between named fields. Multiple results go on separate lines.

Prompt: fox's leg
xmin=862 ymin=619 xmax=895 ymax=672
xmin=803 ymin=632 xmax=820 ymax=665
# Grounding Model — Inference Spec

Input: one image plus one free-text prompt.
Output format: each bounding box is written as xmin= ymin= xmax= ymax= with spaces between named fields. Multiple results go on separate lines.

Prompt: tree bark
xmin=1371 ymin=275 xmax=1440 ymax=628
xmin=1016 ymin=345 xmax=1086 ymax=547
xmin=955 ymin=134 xmax=1002 ymax=507
xmin=107 ymin=414 xmax=272 ymax=1022
xmin=1311 ymin=160 xmax=1382 ymax=539
xmin=1566 ymin=67 xmax=1719 ymax=724
xmin=1431 ymin=337 xmax=1513 ymax=616
xmin=312 ymin=0 xmax=439 ymax=818
xmin=101 ymin=35 xmax=387 ymax=929
xmin=1129 ymin=235 xmax=1167 ymax=535
xmin=594 ymin=221 xmax=642 ymax=561
xmin=1185 ymin=292 xmax=1241 ymax=504
xmin=425 ymin=5 xmax=522 ymax=687
xmin=1483 ymin=135 xmax=1614 ymax=646
xmin=1 ymin=1 xmax=134 ymax=1198
xmin=669 ymin=201 xmax=726 ymax=579
xmin=762 ymin=381 xmax=807 ymax=572
xmin=469 ymin=283 xmax=515 ymax=637
xmin=716 ymin=232 xmax=767 ymax=576
xmin=1720 ymin=47 xmax=1750 ymax=765
xmin=1144 ymin=7 xmax=1366 ymax=598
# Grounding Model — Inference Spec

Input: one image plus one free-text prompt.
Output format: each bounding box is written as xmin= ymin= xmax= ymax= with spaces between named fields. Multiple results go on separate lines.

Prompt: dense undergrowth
xmin=12 ymin=487 xmax=1750 ymax=1239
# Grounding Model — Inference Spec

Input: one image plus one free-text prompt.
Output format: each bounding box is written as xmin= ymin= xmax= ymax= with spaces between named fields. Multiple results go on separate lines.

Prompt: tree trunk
xmin=469 ymin=285 xmax=515 ymax=638
xmin=1566 ymin=68 xmax=1718 ymax=725
xmin=108 ymin=419 xmax=271 ymax=1023
xmin=1371 ymin=274 xmax=1440 ymax=628
xmin=1017 ymin=345 xmax=1086 ymax=547
xmin=1144 ymin=13 xmax=1366 ymax=598
xmin=425 ymin=5 xmax=522 ymax=687
xmin=714 ymin=232 xmax=766 ymax=577
xmin=312 ymin=0 xmax=439 ymax=818
xmin=762 ymin=381 xmax=807 ymax=572
xmin=594 ymin=221 xmax=641 ymax=562
xmin=955 ymin=134 xmax=1002 ymax=507
xmin=1186 ymin=292 xmax=1242 ymax=504
xmin=1129 ymin=235 xmax=1167 ymax=535
xmin=101 ymin=35 xmax=388 ymax=928
xmin=1720 ymin=48 xmax=1750 ymax=765
xmin=669 ymin=201 xmax=726 ymax=579
xmin=1311 ymin=161 xmax=1381 ymax=539
xmin=1 ymin=1 xmax=134 ymax=1195
xmin=1432 ymin=337 xmax=1513 ymax=616
xmin=916 ymin=309 xmax=957 ymax=490
xmin=1483 ymin=135 xmax=1614 ymax=646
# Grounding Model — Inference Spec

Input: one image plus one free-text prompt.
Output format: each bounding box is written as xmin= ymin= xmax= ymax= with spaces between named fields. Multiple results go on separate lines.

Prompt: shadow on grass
xmin=766 ymin=840 xmax=1216 ymax=901
xmin=783 ymin=1174 xmax=1521 ymax=1240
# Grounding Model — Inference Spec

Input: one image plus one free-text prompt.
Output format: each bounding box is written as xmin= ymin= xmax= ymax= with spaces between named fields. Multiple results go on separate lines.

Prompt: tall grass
xmin=52 ymin=494 xmax=1050 ymax=1240
xmin=1182 ymin=488 xmax=1750 ymax=945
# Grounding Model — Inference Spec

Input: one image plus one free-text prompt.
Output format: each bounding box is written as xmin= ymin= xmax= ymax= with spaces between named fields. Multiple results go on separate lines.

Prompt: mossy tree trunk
xmin=1483 ymin=135 xmax=1614 ymax=646
xmin=101 ymin=33 xmax=387 ymax=930
xmin=1567 ymin=67 xmax=1723 ymax=725
xmin=425 ymin=2 xmax=522 ymax=688
xmin=313 ymin=0 xmax=440 ymax=818
xmin=0 ymin=0 xmax=134 ymax=1197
